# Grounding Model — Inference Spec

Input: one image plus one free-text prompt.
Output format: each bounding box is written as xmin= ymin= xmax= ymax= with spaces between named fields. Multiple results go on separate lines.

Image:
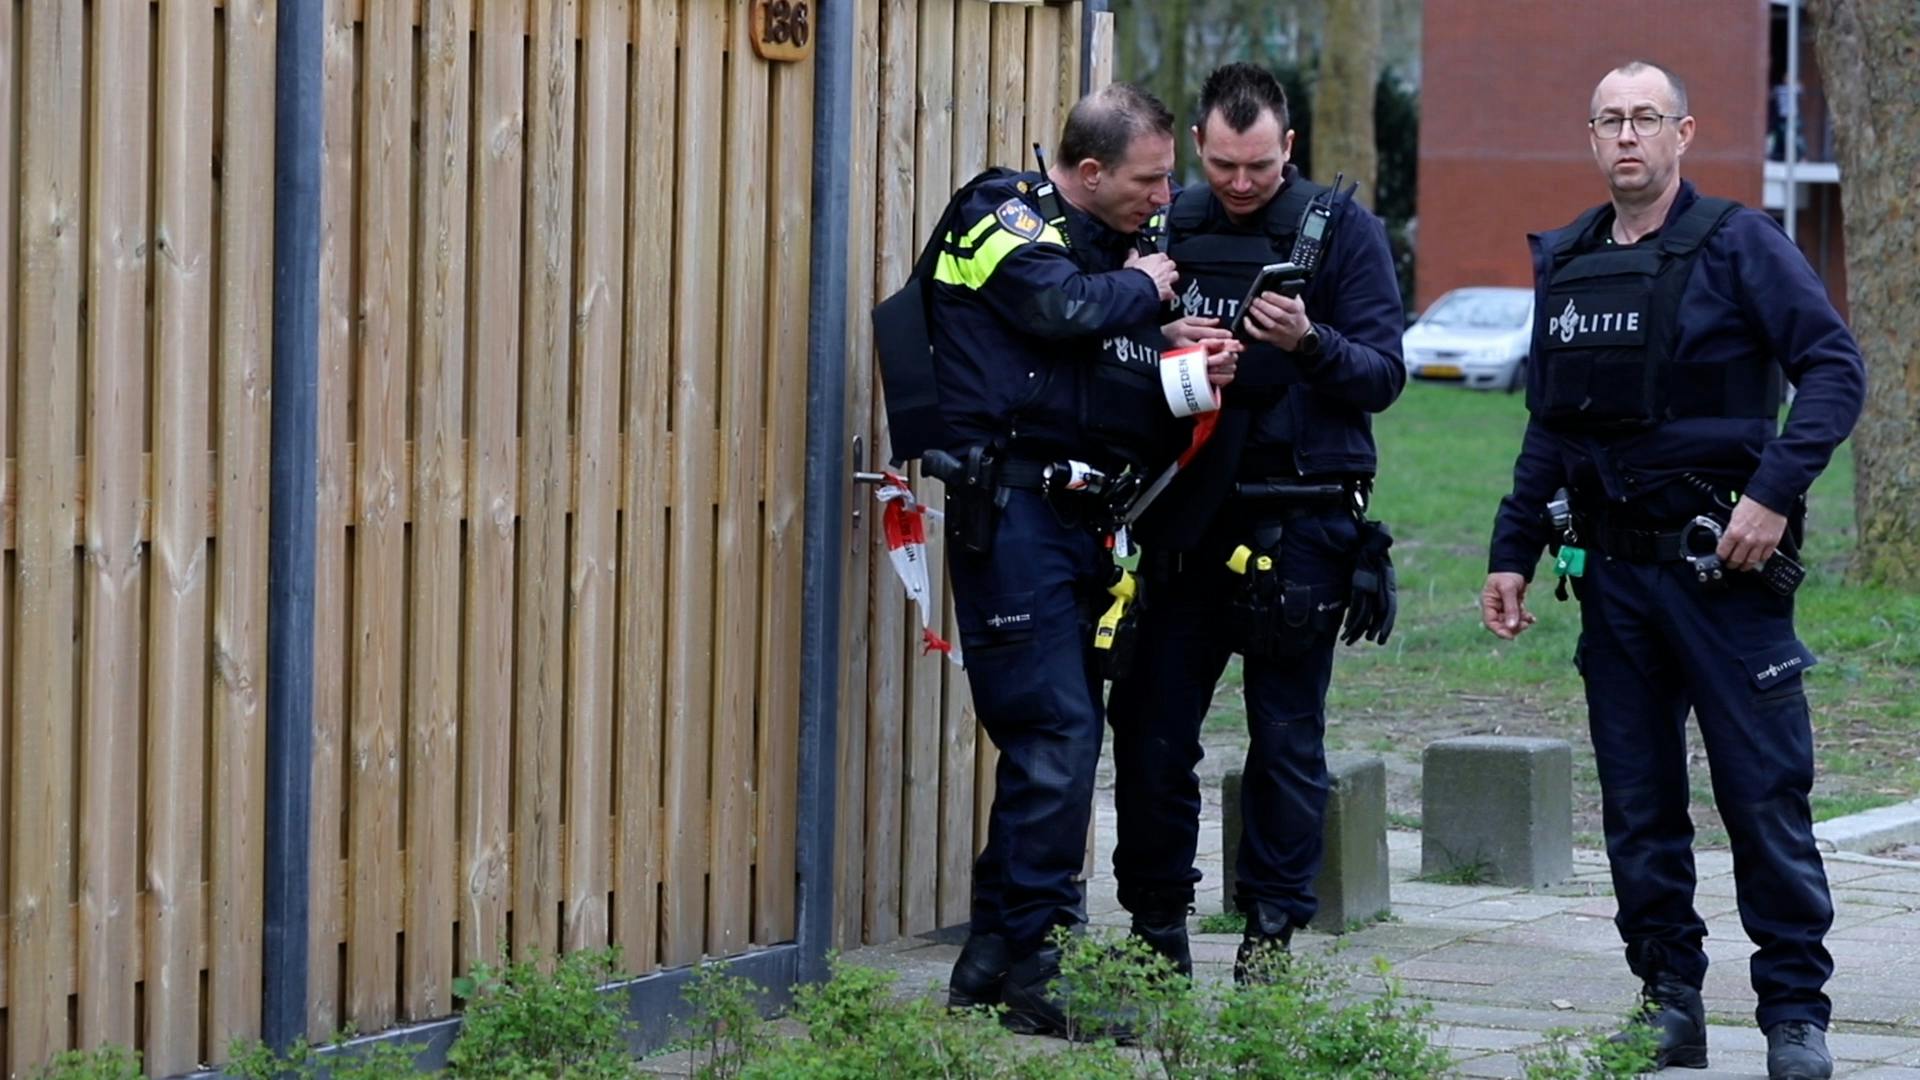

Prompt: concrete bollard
xmin=1421 ymin=736 xmax=1573 ymax=888
xmin=1312 ymin=753 xmax=1392 ymax=932
xmin=1221 ymin=753 xmax=1391 ymax=933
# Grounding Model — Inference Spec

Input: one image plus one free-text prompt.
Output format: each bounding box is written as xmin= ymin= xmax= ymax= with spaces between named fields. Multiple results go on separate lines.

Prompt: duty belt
xmin=996 ymin=458 xmax=1052 ymax=492
xmin=1575 ymin=517 xmax=1693 ymax=563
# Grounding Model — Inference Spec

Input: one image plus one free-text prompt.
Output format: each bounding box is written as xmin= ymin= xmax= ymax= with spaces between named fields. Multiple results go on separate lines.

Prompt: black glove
xmin=1342 ymin=520 xmax=1397 ymax=647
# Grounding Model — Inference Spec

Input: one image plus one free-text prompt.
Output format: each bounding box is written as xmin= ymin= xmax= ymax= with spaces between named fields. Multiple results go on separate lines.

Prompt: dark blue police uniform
xmin=926 ymin=171 xmax=1165 ymax=959
xmin=1111 ymin=167 xmax=1406 ymax=947
xmin=1489 ymin=180 xmax=1865 ymax=1031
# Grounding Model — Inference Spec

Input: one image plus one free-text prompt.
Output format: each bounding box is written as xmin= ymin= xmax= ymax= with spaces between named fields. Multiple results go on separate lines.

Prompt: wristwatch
xmin=1296 ymin=324 xmax=1323 ymax=358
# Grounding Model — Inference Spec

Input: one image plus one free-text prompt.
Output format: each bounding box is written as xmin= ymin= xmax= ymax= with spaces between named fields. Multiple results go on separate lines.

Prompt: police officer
xmin=1108 ymin=63 xmax=1407 ymax=980
xmin=897 ymin=83 xmax=1236 ymax=1037
xmin=1481 ymin=61 xmax=1864 ymax=1080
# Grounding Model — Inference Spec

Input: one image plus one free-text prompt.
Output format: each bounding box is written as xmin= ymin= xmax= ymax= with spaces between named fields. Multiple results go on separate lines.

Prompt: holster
xmin=930 ymin=445 xmax=1006 ymax=555
xmin=1224 ymin=519 xmax=1347 ymax=661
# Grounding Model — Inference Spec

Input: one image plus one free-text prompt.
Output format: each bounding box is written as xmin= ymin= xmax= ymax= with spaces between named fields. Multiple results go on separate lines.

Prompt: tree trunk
xmin=1810 ymin=0 xmax=1920 ymax=587
xmin=1114 ymin=0 xmax=1143 ymax=87
xmin=1312 ymin=0 xmax=1379 ymax=197
xmin=1156 ymin=0 xmax=1190 ymax=173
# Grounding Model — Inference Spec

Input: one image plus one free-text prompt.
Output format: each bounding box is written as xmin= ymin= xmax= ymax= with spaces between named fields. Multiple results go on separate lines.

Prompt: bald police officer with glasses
xmin=1483 ymin=60 xmax=1864 ymax=1080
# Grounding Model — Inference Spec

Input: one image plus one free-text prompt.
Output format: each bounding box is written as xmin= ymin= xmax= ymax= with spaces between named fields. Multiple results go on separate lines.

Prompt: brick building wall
xmin=1414 ymin=1 xmax=1768 ymax=309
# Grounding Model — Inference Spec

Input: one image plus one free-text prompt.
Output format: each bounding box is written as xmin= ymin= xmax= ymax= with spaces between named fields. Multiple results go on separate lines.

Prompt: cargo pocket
xmin=957 ymin=590 xmax=1045 ymax=734
xmin=1741 ymin=639 xmax=1818 ymax=706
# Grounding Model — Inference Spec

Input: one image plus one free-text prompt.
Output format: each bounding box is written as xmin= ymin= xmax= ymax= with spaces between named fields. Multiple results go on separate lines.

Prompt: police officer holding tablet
xmin=1109 ymin=62 xmax=1406 ymax=982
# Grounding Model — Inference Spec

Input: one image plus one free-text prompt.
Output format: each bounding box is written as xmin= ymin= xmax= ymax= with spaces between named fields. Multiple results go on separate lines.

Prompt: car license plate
xmin=1418 ymin=363 xmax=1464 ymax=380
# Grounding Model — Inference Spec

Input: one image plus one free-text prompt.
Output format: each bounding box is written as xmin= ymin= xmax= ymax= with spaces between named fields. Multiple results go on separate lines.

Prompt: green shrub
xmin=446 ymin=948 xmax=636 ymax=1079
xmin=683 ymin=960 xmax=774 ymax=1080
xmin=227 ymin=1035 xmax=426 ymax=1080
xmin=1194 ymin=911 xmax=1247 ymax=935
xmin=30 ymin=1047 xmax=143 ymax=1080
xmin=1518 ymin=1010 xmax=1660 ymax=1080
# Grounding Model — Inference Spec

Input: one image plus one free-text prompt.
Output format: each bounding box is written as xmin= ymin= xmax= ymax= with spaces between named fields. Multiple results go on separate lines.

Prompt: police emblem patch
xmin=995 ymin=197 xmax=1045 ymax=241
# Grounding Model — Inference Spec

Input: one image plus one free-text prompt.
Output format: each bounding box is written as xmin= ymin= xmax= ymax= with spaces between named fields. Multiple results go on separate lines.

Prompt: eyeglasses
xmin=1588 ymin=113 xmax=1686 ymax=138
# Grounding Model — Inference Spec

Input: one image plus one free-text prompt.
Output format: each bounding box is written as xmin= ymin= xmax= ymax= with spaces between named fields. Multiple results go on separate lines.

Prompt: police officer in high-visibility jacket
xmin=1108 ymin=62 xmax=1407 ymax=983
xmin=1482 ymin=61 xmax=1864 ymax=1080
xmin=882 ymin=83 xmax=1238 ymax=1037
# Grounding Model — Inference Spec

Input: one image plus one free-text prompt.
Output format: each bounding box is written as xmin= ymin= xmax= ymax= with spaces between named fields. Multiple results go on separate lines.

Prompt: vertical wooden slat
xmin=987 ymin=2 xmax=1026 ymax=168
xmin=1025 ymin=5 xmax=1062 ymax=160
xmin=308 ymin=0 xmax=355 ymax=1039
xmin=708 ymin=0 xmax=769 ymax=958
xmin=0 ymin=0 xmax=18 ymax=991
xmin=350 ymin=0 xmax=412 ymax=1027
xmin=516 ymin=0 xmax=576 ymax=963
xmin=1088 ymin=10 xmax=1114 ymax=93
xmin=567 ymin=0 xmax=623 ymax=955
xmin=462 ymin=0 xmax=525 ymax=980
xmin=975 ymin=0 xmax=1026 ymax=857
xmin=210 ymin=0 xmax=276 ymax=1052
xmin=78 ymin=0 xmax=151 ymax=1051
xmin=662 ymin=0 xmax=724 ymax=967
xmin=755 ymin=33 xmax=813 ymax=948
xmin=833 ymin=0 xmax=880 ymax=951
xmin=863 ymin=0 xmax=916 ymax=946
xmin=12 ymin=1 xmax=83 ymax=1068
xmin=148 ymin=0 xmax=215 ymax=1070
xmin=615 ymin=0 xmax=673 ymax=974
xmin=900 ymin=0 xmax=953 ymax=940
xmin=937 ymin=0 xmax=989 ymax=931
xmin=407 ymin=0 xmax=471 ymax=1018
xmin=1057 ymin=1 xmax=1084 ymax=126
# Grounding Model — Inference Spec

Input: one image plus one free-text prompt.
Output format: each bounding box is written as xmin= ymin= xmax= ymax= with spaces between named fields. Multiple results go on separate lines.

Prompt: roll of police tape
xmin=1159 ymin=345 xmax=1220 ymax=418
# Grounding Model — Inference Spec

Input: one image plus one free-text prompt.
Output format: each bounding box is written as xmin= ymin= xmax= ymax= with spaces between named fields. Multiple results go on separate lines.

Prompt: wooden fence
xmin=0 ymin=0 xmax=1099 ymax=1075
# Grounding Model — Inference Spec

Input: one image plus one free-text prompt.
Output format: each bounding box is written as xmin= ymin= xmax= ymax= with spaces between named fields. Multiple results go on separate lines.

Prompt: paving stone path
xmin=646 ymin=792 xmax=1920 ymax=1078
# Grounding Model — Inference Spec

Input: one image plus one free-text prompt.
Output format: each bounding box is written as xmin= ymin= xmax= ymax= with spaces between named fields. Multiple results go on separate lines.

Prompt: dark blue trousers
xmin=1573 ymin=554 xmax=1833 ymax=1029
xmin=949 ymin=489 xmax=1111 ymax=951
xmin=1108 ymin=505 xmax=1358 ymax=927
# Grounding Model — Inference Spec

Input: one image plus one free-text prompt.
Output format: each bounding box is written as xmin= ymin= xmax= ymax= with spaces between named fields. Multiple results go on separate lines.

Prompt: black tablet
xmin=1230 ymin=261 xmax=1307 ymax=337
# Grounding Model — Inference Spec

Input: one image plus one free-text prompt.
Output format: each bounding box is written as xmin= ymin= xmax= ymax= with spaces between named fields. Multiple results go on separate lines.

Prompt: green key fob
xmin=1555 ymin=546 xmax=1587 ymax=578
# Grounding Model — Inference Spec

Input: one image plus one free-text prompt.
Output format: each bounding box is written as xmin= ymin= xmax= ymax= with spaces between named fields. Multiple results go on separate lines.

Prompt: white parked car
xmin=1401 ymin=286 xmax=1535 ymax=392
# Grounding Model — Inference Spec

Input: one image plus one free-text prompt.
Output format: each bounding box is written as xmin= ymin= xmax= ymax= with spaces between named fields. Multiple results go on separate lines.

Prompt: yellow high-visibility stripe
xmin=931 ymin=213 xmax=1067 ymax=290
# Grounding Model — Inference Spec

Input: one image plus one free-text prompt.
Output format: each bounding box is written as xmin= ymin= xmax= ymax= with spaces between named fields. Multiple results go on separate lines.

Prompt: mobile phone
xmin=1230 ymin=261 xmax=1307 ymax=337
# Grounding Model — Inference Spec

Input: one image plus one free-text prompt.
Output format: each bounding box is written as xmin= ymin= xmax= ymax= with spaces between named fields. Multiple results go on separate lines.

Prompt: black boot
xmin=1129 ymin=910 xmax=1193 ymax=978
xmin=1610 ymin=974 xmax=1708 ymax=1070
xmin=1000 ymin=944 xmax=1134 ymax=1043
xmin=1000 ymin=944 xmax=1072 ymax=1037
xmin=1232 ymin=904 xmax=1294 ymax=985
xmin=946 ymin=932 xmax=1011 ymax=1010
xmin=1765 ymin=1021 xmax=1832 ymax=1080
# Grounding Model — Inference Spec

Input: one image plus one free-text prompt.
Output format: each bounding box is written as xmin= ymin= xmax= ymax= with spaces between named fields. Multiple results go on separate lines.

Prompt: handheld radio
xmin=1289 ymin=171 xmax=1352 ymax=275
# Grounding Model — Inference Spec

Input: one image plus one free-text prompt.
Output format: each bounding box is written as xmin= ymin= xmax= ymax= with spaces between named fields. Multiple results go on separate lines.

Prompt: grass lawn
xmin=1198 ymin=384 xmax=1920 ymax=846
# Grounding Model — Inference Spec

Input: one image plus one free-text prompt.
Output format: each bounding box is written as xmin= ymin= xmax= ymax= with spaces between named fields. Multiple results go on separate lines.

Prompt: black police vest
xmin=1529 ymin=196 xmax=1782 ymax=431
xmin=1030 ymin=189 xmax=1173 ymax=469
xmin=1086 ymin=209 xmax=1179 ymax=467
xmin=1165 ymin=180 xmax=1328 ymax=399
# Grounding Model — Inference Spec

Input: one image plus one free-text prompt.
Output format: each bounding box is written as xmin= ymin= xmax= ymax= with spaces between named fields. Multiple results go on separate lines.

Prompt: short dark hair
xmin=1603 ymin=60 xmax=1690 ymax=116
xmin=1057 ymin=82 xmax=1176 ymax=169
xmin=1197 ymin=62 xmax=1290 ymax=135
